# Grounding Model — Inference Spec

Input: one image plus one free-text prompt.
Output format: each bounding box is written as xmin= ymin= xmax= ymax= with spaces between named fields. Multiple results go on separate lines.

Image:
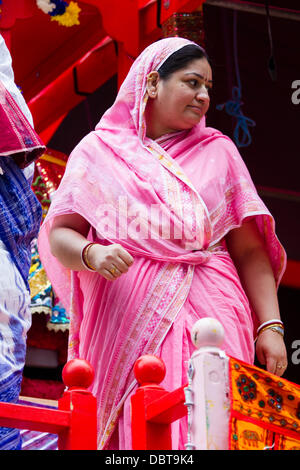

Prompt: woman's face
xmin=145 ymin=57 xmax=212 ymax=140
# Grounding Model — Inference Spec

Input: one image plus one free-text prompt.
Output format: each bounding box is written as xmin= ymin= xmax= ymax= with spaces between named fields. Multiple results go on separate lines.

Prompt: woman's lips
xmin=188 ymin=105 xmax=203 ymax=115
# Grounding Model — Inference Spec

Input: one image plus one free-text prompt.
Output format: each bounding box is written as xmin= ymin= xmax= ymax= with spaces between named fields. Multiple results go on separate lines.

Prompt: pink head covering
xmin=98 ymin=37 xmax=207 ymax=139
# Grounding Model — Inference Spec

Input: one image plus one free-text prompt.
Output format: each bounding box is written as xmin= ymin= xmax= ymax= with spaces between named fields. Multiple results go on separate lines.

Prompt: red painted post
xmin=131 ymin=355 xmax=187 ymax=450
xmin=58 ymin=359 xmax=98 ymax=450
xmin=131 ymin=355 xmax=171 ymax=450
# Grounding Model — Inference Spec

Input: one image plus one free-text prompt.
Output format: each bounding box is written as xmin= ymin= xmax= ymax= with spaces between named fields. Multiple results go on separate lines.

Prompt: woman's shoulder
xmin=204 ymin=127 xmax=238 ymax=151
xmin=72 ymin=131 xmax=99 ymax=150
xmin=198 ymin=128 xmax=252 ymax=180
xmin=204 ymin=128 xmax=247 ymax=163
xmin=68 ymin=131 xmax=103 ymax=163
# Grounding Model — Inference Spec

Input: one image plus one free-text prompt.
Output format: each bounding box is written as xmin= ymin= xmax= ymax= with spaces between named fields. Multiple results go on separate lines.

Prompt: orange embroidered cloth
xmin=229 ymin=357 xmax=300 ymax=450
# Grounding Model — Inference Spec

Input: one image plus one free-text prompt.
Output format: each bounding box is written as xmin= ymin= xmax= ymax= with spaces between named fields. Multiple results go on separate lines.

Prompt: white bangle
xmin=257 ymin=319 xmax=284 ymax=334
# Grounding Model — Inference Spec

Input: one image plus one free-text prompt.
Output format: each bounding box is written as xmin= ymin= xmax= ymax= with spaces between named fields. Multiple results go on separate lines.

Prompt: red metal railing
xmin=3 ymin=319 xmax=299 ymax=450
xmin=0 ymin=359 xmax=97 ymax=450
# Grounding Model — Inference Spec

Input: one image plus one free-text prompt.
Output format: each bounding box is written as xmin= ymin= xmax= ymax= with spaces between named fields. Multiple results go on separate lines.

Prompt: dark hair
xmin=157 ymin=44 xmax=209 ymax=80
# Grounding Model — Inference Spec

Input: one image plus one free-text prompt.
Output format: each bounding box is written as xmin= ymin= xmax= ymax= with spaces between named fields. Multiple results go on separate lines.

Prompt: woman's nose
xmin=196 ymin=85 xmax=210 ymax=102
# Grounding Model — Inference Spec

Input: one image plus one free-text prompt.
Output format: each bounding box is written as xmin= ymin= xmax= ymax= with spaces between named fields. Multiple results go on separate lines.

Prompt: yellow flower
xmin=51 ymin=1 xmax=81 ymax=27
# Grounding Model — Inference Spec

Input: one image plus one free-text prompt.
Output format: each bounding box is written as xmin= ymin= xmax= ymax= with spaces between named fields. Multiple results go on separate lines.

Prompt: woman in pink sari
xmin=38 ymin=37 xmax=287 ymax=450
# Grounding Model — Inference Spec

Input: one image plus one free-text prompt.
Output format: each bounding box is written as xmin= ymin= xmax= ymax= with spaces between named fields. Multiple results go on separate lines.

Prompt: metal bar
xmin=146 ymin=385 xmax=187 ymax=423
xmin=0 ymin=402 xmax=70 ymax=434
xmin=204 ymin=0 xmax=300 ymax=21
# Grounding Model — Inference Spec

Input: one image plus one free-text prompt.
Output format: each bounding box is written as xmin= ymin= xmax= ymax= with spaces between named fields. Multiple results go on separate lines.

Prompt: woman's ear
xmin=146 ymin=71 xmax=160 ymax=98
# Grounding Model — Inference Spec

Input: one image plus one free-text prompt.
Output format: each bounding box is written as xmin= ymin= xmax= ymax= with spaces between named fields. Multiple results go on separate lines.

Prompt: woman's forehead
xmin=180 ymin=58 xmax=212 ymax=79
xmin=158 ymin=58 xmax=212 ymax=82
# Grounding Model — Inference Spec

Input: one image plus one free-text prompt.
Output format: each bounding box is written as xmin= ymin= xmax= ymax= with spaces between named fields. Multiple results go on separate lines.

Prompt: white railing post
xmin=185 ymin=318 xmax=230 ymax=450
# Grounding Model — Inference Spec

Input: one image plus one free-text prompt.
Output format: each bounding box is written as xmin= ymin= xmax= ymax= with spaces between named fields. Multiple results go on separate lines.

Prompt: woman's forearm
xmin=49 ymin=214 xmax=134 ymax=280
xmin=226 ymin=219 xmax=282 ymax=325
xmin=226 ymin=220 xmax=287 ymax=375
xmin=234 ymin=246 xmax=281 ymax=324
xmin=49 ymin=226 xmax=89 ymax=271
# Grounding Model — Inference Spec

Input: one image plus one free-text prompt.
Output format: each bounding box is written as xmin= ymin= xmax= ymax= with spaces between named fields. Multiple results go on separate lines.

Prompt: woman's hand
xmin=88 ymin=243 xmax=134 ymax=281
xmin=255 ymin=329 xmax=288 ymax=377
xmin=49 ymin=214 xmax=134 ymax=278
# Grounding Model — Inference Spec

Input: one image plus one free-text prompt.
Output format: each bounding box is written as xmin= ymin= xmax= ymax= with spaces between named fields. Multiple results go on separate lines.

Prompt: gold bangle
xmin=257 ymin=320 xmax=284 ymax=335
xmin=260 ymin=325 xmax=284 ymax=336
xmin=81 ymin=243 xmax=97 ymax=271
xmin=255 ymin=324 xmax=284 ymax=343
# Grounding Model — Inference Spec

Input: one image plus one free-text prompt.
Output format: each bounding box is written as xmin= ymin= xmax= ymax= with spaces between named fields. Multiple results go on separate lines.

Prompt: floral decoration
xmin=36 ymin=0 xmax=81 ymax=27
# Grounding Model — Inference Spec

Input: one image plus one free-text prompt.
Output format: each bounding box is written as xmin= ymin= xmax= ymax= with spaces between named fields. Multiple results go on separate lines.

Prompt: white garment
xmin=0 ymin=240 xmax=31 ymax=450
xmin=0 ymin=240 xmax=31 ymax=381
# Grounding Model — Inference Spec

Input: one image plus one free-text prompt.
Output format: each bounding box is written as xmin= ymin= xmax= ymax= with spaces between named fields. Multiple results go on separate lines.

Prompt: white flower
xmin=36 ymin=0 xmax=56 ymax=14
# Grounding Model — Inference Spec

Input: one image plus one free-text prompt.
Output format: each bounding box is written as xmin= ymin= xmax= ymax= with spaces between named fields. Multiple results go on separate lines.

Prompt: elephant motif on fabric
xmin=242 ymin=429 xmax=263 ymax=447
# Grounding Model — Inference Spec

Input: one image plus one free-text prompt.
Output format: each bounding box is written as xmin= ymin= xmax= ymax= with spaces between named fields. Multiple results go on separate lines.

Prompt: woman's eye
xmin=189 ymin=79 xmax=198 ymax=87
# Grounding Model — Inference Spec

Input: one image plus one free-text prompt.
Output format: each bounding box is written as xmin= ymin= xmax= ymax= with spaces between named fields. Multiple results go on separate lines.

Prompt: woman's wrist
xmin=81 ymin=242 xmax=98 ymax=271
xmin=255 ymin=318 xmax=284 ymax=343
xmin=257 ymin=318 xmax=283 ymax=333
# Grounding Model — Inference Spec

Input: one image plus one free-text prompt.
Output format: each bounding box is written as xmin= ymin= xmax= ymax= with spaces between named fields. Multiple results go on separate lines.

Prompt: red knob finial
xmin=133 ymin=355 xmax=166 ymax=386
xmin=62 ymin=358 xmax=94 ymax=390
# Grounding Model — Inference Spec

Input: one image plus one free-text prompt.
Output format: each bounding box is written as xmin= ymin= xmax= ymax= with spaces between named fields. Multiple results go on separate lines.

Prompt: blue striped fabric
xmin=19 ymin=400 xmax=58 ymax=451
xmin=0 ymin=372 xmax=23 ymax=450
xmin=0 ymin=156 xmax=42 ymax=289
xmin=21 ymin=429 xmax=58 ymax=451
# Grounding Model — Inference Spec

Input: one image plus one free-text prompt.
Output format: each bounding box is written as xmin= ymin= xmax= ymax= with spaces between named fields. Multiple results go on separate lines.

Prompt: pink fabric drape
xmin=38 ymin=38 xmax=286 ymax=449
xmin=0 ymin=80 xmax=45 ymax=167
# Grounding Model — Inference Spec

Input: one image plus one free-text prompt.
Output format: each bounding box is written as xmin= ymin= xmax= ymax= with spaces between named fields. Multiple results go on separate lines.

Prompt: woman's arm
xmin=49 ymin=213 xmax=134 ymax=280
xmin=226 ymin=218 xmax=287 ymax=376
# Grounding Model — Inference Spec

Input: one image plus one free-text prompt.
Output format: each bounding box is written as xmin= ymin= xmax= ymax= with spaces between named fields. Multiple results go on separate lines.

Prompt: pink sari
xmin=38 ymin=38 xmax=286 ymax=449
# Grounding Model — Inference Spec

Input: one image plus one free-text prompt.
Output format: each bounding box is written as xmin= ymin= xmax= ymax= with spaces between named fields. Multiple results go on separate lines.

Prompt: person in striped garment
xmin=0 ymin=33 xmax=45 ymax=450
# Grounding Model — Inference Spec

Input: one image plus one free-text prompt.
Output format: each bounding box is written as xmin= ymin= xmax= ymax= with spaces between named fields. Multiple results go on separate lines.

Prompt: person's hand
xmin=88 ymin=243 xmax=134 ymax=281
xmin=255 ymin=328 xmax=288 ymax=377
